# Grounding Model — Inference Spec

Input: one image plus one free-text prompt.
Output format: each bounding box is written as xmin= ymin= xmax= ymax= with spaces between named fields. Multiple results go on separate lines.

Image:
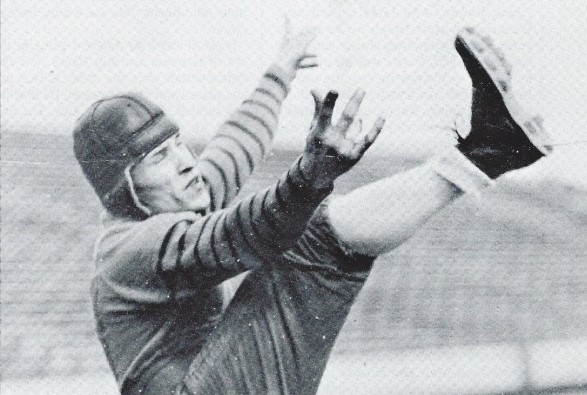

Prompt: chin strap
xmin=124 ymin=166 xmax=153 ymax=217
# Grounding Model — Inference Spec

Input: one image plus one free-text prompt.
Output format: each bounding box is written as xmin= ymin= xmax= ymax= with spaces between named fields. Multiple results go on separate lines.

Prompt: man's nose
xmin=174 ymin=146 xmax=196 ymax=174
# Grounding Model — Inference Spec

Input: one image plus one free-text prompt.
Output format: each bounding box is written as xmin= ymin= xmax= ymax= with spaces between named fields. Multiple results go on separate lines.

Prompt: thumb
xmin=310 ymin=90 xmax=324 ymax=130
xmin=311 ymin=90 xmax=323 ymax=116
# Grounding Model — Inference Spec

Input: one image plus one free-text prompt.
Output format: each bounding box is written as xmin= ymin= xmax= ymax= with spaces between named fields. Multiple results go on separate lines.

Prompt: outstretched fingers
xmin=310 ymin=90 xmax=323 ymax=113
xmin=298 ymin=54 xmax=318 ymax=69
xmin=309 ymin=88 xmax=383 ymax=160
xmin=315 ymin=91 xmax=338 ymax=133
xmin=350 ymin=117 xmax=385 ymax=159
xmin=334 ymin=88 xmax=365 ymax=135
xmin=309 ymin=90 xmax=324 ymax=130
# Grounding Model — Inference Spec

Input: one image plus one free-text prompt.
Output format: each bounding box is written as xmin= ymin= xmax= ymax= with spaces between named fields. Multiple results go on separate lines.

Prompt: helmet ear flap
xmin=124 ymin=166 xmax=152 ymax=216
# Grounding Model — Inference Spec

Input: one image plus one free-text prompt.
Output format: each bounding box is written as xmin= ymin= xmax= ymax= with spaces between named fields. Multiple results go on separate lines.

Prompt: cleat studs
xmin=524 ymin=121 xmax=536 ymax=134
xmin=472 ymin=40 xmax=485 ymax=53
xmin=482 ymin=35 xmax=494 ymax=46
xmin=498 ymin=80 xmax=508 ymax=92
xmin=495 ymin=48 xmax=507 ymax=60
xmin=484 ymin=57 xmax=497 ymax=71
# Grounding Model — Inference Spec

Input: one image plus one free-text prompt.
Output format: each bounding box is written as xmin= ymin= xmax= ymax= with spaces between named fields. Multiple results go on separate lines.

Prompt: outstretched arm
xmin=195 ymin=26 xmax=318 ymax=210
xmin=173 ymin=90 xmax=383 ymax=286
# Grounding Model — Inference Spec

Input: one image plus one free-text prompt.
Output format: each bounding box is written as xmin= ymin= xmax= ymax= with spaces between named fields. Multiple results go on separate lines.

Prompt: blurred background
xmin=2 ymin=0 xmax=586 ymax=181
xmin=1 ymin=0 xmax=586 ymax=394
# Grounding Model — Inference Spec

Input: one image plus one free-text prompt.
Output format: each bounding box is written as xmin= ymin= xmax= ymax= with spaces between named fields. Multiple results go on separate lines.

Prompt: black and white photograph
xmin=1 ymin=1 xmax=586 ymax=394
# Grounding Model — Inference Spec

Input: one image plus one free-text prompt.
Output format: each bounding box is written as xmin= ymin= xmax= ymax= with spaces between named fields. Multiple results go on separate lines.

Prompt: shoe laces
xmin=432 ymin=113 xmax=468 ymax=145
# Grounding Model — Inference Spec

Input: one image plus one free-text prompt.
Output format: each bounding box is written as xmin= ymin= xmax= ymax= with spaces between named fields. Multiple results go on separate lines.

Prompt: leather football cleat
xmin=454 ymin=27 xmax=553 ymax=179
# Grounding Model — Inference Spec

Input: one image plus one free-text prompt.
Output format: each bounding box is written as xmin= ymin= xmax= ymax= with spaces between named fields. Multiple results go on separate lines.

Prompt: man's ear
xmin=124 ymin=166 xmax=152 ymax=216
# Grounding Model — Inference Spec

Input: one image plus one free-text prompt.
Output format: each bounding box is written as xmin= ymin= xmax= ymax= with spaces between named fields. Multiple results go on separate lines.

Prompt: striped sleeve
xmin=159 ymin=156 xmax=333 ymax=288
xmin=195 ymin=65 xmax=294 ymax=211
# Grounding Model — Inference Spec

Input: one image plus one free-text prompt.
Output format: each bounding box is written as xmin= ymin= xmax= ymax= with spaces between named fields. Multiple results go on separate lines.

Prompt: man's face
xmin=130 ymin=134 xmax=211 ymax=215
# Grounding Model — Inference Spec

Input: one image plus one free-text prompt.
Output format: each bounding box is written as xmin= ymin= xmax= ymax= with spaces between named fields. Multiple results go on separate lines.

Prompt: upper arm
xmin=96 ymin=212 xmax=202 ymax=304
xmin=96 ymin=196 xmax=285 ymax=296
xmin=97 ymin=201 xmax=285 ymax=302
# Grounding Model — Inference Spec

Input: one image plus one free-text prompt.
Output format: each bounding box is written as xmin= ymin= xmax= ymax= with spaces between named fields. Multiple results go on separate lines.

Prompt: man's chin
xmin=186 ymin=196 xmax=211 ymax=214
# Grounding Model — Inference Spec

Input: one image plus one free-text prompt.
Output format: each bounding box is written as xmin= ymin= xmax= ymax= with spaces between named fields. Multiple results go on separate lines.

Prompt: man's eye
xmin=147 ymin=152 xmax=165 ymax=164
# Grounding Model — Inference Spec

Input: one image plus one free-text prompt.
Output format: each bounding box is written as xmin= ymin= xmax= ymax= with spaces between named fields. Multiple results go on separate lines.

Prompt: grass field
xmin=1 ymin=131 xmax=586 ymax=394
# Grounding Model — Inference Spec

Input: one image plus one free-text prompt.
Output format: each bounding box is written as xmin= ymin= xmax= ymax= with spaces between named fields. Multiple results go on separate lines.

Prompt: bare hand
xmin=300 ymin=89 xmax=385 ymax=189
xmin=275 ymin=17 xmax=318 ymax=79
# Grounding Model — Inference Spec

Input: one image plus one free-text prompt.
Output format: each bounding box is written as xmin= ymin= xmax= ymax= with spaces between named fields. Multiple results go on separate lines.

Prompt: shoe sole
xmin=455 ymin=27 xmax=553 ymax=155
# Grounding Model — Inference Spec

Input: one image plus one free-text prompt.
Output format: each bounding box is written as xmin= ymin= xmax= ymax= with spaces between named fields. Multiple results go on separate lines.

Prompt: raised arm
xmin=195 ymin=28 xmax=318 ymax=210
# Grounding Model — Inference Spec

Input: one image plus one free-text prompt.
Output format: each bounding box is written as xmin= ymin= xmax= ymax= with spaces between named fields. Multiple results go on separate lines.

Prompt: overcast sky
xmin=2 ymin=0 xmax=586 ymax=184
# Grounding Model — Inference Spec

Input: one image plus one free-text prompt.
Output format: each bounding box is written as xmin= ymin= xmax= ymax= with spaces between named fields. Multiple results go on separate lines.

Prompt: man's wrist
xmin=272 ymin=61 xmax=296 ymax=82
xmin=298 ymin=154 xmax=334 ymax=191
xmin=292 ymin=155 xmax=333 ymax=194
